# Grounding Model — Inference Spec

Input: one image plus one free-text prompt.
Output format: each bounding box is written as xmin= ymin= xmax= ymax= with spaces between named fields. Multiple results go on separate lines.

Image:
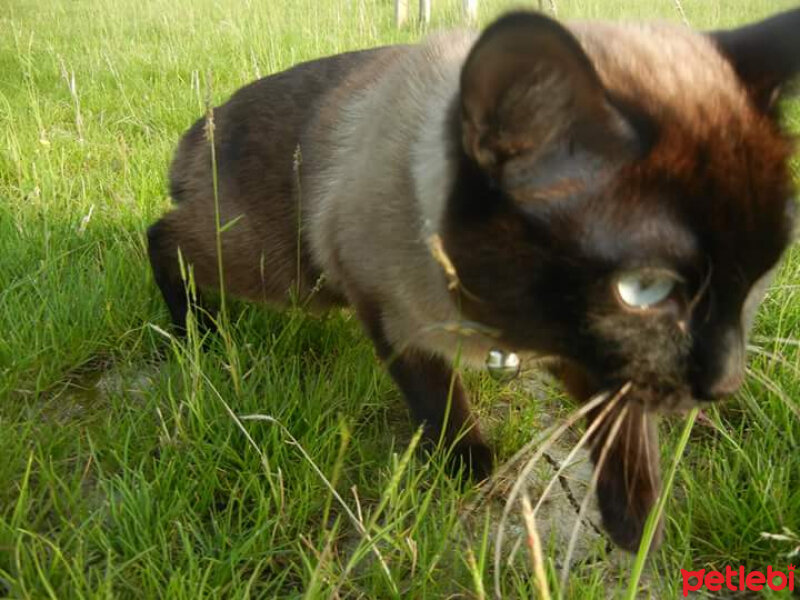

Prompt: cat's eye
xmin=615 ymin=270 xmax=680 ymax=310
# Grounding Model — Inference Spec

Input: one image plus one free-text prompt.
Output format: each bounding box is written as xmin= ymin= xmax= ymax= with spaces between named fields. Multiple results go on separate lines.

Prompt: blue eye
xmin=616 ymin=271 xmax=677 ymax=309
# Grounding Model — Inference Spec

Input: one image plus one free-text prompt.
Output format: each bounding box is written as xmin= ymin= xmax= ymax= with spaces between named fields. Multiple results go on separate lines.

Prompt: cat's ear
xmin=459 ymin=11 xmax=640 ymax=180
xmin=710 ymin=8 xmax=800 ymax=114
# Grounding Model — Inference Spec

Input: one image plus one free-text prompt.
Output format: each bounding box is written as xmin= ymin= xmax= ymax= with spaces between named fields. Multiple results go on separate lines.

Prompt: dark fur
xmin=148 ymin=48 xmax=399 ymax=326
xmin=443 ymin=11 xmax=797 ymax=548
xmin=353 ymin=289 xmax=493 ymax=479
xmin=149 ymin=10 xmax=800 ymax=552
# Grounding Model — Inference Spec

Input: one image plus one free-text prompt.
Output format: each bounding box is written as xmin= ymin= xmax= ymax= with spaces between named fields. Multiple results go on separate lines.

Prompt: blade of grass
xmin=624 ymin=408 xmax=699 ymax=600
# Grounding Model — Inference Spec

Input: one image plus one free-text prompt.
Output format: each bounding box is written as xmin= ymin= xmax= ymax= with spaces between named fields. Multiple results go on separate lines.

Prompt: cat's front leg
xmin=352 ymin=296 xmax=493 ymax=481
xmin=385 ymin=349 xmax=493 ymax=481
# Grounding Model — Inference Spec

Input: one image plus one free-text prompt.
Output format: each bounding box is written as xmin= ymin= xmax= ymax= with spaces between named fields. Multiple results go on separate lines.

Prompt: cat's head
xmin=442 ymin=9 xmax=799 ymax=549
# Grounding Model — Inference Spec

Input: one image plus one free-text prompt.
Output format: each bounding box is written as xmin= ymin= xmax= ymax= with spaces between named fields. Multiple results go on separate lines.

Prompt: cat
xmin=147 ymin=9 xmax=800 ymax=551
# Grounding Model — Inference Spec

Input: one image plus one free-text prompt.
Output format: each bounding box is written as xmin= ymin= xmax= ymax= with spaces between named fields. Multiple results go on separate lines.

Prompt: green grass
xmin=1 ymin=0 xmax=799 ymax=597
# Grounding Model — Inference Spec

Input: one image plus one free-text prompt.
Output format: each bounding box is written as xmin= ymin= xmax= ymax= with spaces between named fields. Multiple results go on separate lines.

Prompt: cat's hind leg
xmin=146 ymin=215 xmax=216 ymax=336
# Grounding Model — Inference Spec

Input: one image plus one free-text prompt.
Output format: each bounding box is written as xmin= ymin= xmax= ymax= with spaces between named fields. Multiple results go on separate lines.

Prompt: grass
xmin=1 ymin=0 xmax=799 ymax=597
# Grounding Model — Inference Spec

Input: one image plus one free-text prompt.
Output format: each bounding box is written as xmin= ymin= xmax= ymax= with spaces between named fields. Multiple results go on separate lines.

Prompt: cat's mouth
xmin=653 ymin=391 xmax=705 ymax=414
xmin=587 ymin=379 xmax=704 ymax=551
xmin=614 ymin=381 xmax=702 ymax=414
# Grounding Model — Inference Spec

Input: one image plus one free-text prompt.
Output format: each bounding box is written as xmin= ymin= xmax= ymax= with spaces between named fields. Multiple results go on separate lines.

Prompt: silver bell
xmin=485 ymin=349 xmax=520 ymax=382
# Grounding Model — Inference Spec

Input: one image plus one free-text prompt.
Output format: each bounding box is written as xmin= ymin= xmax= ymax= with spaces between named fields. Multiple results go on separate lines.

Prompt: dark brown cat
xmin=148 ymin=10 xmax=800 ymax=551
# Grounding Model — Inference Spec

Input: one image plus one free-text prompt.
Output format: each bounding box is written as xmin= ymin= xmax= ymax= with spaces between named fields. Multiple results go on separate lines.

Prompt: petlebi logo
xmin=681 ymin=565 xmax=796 ymax=596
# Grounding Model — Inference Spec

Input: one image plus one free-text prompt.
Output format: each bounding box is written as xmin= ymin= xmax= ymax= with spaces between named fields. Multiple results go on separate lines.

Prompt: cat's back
xmin=168 ymin=46 xmax=404 ymax=210
xmin=160 ymin=45 xmax=410 ymax=305
xmin=304 ymin=30 xmax=476 ymax=302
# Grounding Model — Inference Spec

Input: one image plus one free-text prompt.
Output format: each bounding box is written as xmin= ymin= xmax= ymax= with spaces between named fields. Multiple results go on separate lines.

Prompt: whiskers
xmin=636 ymin=407 xmax=658 ymax=513
xmin=560 ymin=399 xmax=631 ymax=590
xmin=486 ymin=382 xmax=633 ymax=599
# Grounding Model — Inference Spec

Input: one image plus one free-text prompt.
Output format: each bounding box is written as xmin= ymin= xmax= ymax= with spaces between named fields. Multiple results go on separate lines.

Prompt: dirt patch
xmin=42 ymin=360 xmax=161 ymax=424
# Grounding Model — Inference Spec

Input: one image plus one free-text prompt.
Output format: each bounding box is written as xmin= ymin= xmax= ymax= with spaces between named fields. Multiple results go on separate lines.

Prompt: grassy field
xmin=1 ymin=0 xmax=799 ymax=597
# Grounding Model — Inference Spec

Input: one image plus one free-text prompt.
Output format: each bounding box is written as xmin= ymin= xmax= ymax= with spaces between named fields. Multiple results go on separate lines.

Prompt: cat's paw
xmin=449 ymin=441 xmax=493 ymax=483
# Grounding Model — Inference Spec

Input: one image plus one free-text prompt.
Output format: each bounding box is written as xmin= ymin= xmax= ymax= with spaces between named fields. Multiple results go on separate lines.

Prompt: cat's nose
xmin=695 ymin=369 xmax=744 ymax=402
xmin=693 ymin=329 xmax=745 ymax=401
xmin=704 ymin=366 xmax=744 ymax=399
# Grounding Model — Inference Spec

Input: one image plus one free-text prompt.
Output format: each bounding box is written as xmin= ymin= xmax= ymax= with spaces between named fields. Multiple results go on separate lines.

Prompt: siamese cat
xmin=148 ymin=9 xmax=800 ymax=551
